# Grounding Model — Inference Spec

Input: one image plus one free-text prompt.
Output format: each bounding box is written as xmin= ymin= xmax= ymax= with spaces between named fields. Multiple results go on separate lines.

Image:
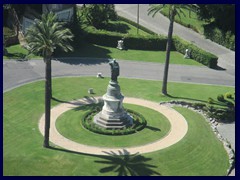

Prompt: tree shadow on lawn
xmin=52 ymin=43 xmax=112 ymax=65
xmin=52 ymin=96 xmax=101 ymax=106
xmin=103 ymin=22 xmax=130 ymax=34
xmin=165 ymin=94 xmax=207 ymax=103
xmin=145 ymin=125 xmax=161 ymax=132
xmin=6 ymin=52 xmax=28 ymax=60
xmin=48 ymin=146 xmax=161 ymax=176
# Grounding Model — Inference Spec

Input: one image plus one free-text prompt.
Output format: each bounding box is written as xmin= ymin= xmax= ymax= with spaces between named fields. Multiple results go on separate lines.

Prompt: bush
xmin=225 ymin=92 xmax=233 ymax=99
xmin=208 ymin=98 xmax=214 ymax=104
xmin=193 ymin=102 xmax=206 ymax=109
xmin=80 ymin=4 xmax=118 ymax=29
xmin=84 ymin=28 xmax=168 ymax=50
xmin=82 ymin=107 xmax=147 ymax=136
xmin=173 ymin=36 xmax=218 ymax=68
xmin=203 ymin=24 xmax=235 ymax=51
xmin=217 ymin=94 xmax=225 ymax=102
xmin=82 ymin=18 xmax=219 ymax=68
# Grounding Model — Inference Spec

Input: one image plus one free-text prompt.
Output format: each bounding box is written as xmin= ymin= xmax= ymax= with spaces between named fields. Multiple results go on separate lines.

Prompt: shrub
xmin=225 ymin=92 xmax=233 ymax=99
xmin=82 ymin=18 xmax=219 ymax=68
xmin=208 ymin=98 xmax=214 ymax=104
xmin=203 ymin=24 xmax=235 ymax=51
xmin=217 ymin=94 xmax=225 ymax=102
xmin=84 ymin=28 xmax=168 ymax=50
xmin=193 ymin=102 xmax=206 ymax=109
xmin=82 ymin=107 xmax=147 ymax=136
xmin=173 ymin=36 xmax=218 ymax=68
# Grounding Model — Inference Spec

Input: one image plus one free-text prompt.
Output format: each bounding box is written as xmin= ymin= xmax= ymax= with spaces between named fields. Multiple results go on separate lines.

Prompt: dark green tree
xmin=196 ymin=4 xmax=235 ymax=33
xmin=148 ymin=4 xmax=197 ymax=95
xmin=82 ymin=4 xmax=117 ymax=29
xmin=25 ymin=12 xmax=74 ymax=147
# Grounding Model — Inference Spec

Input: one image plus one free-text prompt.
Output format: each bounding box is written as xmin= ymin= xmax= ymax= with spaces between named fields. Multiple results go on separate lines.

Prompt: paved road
xmin=3 ymin=58 xmax=234 ymax=92
xmin=4 ymin=5 xmax=235 ymax=175
xmin=3 ymin=58 xmax=235 ymax=175
xmin=115 ymin=4 xmax=235 ymax=76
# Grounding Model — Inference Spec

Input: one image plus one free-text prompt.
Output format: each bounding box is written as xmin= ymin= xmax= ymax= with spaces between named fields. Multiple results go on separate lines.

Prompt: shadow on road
xmin=214 ymin=65 xmax=226 ymax=71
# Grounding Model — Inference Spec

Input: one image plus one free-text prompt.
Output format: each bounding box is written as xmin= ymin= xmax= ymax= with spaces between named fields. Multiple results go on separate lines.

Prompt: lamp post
xmin=137 ymin=4 xmax=139 ymax=34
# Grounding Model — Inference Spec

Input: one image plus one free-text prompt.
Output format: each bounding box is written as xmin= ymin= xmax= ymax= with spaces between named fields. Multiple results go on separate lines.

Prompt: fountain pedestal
xmin=94 ymin=80 xmax=132 ymax=129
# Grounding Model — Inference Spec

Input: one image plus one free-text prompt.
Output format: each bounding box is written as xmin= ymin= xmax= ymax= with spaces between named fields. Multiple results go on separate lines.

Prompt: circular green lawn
xmin=3 ymin=77 xmax=231 ymax=175
xmin=56 ymin=103 xmax=171 ymax=147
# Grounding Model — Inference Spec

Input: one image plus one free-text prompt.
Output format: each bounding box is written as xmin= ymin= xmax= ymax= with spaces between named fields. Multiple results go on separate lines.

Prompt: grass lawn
xmin=3 ymin=77 xmax=232 ymax=175
xmin=54 ymin=42 xmax=203 ymax=66
xmin=3 ymin=44 xmax=42 ymax=60
xmin=4 ymin=42 xmax=203 ymax=66
xmin=161 ymin=6 xmax=207 ymax=34
xmin=56 ymin=103 xmax=171 ymax=147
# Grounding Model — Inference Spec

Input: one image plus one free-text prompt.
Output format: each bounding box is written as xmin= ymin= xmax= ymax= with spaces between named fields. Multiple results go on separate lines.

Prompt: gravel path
xmin=38 ymin=97 xmax=188 ymax=155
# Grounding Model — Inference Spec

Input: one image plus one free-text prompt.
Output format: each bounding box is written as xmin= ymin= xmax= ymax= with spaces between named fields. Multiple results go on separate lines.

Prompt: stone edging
xmin=159 ymin=100 xmax=235 ymax=176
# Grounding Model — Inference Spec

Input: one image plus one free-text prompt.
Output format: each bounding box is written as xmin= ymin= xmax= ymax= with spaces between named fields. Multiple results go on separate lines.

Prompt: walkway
xmin=38 ymin=97 xmax=188 ymax=155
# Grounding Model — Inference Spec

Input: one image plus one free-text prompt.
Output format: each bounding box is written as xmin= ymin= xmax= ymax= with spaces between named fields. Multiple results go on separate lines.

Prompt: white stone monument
xmin=117 ymin=39 xmax=124 ymax=50
xmin=93 ymin=59 xmax=132 ymax=129
xmin=184 ymin=49 xmax=190 ymax=59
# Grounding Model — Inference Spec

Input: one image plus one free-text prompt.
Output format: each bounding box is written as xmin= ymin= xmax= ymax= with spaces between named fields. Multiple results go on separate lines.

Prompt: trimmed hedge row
xmin=173 ymin=36 xmax=218 ymax=68
xmin=84 ymin=28 xmax=168 ymax=50
xmin=83 ymin=18 xmax=218 ymax=68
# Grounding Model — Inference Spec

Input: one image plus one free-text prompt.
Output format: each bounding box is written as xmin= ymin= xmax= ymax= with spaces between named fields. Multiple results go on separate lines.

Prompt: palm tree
xmin=148 ymin=4 xmax=197 ymax=95
xmin=25 ymin=12 xmax=74 ymax=147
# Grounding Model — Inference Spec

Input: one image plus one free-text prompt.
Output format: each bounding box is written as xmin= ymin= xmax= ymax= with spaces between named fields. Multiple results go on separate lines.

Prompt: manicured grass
xmin=4 ymin=77 xmax=232 ymax=175
xmin=56 ymin=103 xmax=171 ymax=147
xmin=3 ymin=44 xmax=42 ymax=60
xmin=161 ymin=7 xmax=207 ymax=34
xmin=54 ymin=42 xmax=203 ymax=66
xmin=3 ymin=42 xmax=203 ymax=66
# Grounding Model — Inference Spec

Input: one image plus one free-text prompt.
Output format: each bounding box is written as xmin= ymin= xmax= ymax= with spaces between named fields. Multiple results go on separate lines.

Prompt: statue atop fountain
xmin=93 ymin=59 xmax=133 ymax=129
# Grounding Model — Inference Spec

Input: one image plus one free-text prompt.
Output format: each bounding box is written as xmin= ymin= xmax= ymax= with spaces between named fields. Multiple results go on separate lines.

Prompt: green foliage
xmin=193 ymin=102 xmax=206 ymax=109
xmin=225 ymin=92 xmax=233 ymax=99
xmin=173 ymin=36 xmax=218 ymax=68
xmin=25 ymin=12 xmax=74 ymax=57
xmin=80 ymin=4 xmax=117 ymax=29
xmin=207 ymin=92 xmax=235 ymax=122
xmin=203 ymin=24 xmax=235 ymax=51
xmin=208 ymin=98 xmax=214 ymax=104
xmin=217 ymin=94 xmax=225 ymax=102
xmin=84 ymin=28 xmax=168 ymax=50
xmin=197 ymin=4 xmax=235 ymax=33
xmin=82 ymin=106 xmax=147 ymax=136
xmin=3 ymin=27 xmax=15 ymax=38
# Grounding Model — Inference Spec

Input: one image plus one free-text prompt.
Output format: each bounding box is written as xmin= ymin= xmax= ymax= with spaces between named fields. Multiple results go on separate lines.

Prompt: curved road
xmin=3 ymin=5 xmax=235 ymax=175
xmin=115 ymin=4 xmax=235 ymax=76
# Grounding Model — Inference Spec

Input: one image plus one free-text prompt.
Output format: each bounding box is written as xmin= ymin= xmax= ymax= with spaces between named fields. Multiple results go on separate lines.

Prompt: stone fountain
xmin=93 ymin=59 xmax=133 ymax=129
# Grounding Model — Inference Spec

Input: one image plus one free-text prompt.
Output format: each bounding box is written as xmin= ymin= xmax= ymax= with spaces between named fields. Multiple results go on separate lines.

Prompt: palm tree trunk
xmin=162 ymin=11 xmax=175 ymax=95
xmin=43 ymin=57 xmax=51 ymax=148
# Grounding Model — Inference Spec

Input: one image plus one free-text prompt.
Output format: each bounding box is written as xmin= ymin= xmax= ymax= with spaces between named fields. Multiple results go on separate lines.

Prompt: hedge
xmin=84 ymin=28 xmax=168 ymax=50
xmin=173 ymin=36 xmax=218 ymax=68
xmin=203 ymin=24 xmax=235 ymax=51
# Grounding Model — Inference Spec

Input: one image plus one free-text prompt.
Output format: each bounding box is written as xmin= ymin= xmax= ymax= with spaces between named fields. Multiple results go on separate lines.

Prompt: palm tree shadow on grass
xmin=48 ymin=147 xmax=160 ymax=176
xmin=95 ymin=149 xmax=161 ymax=176
xmin=165 ymin=93 xmax=207 ymax=103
